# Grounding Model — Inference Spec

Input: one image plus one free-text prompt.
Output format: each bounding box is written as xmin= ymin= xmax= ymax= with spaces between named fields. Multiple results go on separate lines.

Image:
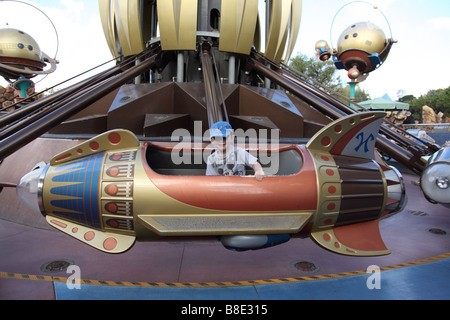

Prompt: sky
xmin=0 ymin=0 xmax=449 ymax=101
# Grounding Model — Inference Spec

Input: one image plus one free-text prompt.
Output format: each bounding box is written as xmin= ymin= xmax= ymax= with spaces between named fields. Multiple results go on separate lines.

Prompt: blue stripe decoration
xmin=54 ymin=157 xmax=89 ymax=172
xmin=50 ymin=152 xmax=105 ymax=230
xmin=52 ymin=211 xmax=84 ymax=225
xmin=51 ymin=199 xmax=84 ymax=212
xmin=52 ymin=170 xmax=85 ymax=183
xmin=84 ymin=152 xmax=104 ymax=229
xmin=50 ymin=183 xmax=84 ymax=197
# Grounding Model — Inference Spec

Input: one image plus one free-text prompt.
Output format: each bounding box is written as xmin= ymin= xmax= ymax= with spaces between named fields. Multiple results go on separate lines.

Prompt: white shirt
xmin=206 ymin=146 xmax=258 ymax=176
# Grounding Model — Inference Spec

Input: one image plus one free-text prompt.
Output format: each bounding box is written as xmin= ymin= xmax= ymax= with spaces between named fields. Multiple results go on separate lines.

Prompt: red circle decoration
xmin=104 ymin=238 xmax=118 ymax=251
xmin=106 ymin=184 xmax=118 ymax=196
xmin=111 ymin=153 xmax=122 ymax=161
xmin=107 ymin=167 xmax=119 ymax=177
xmin=321 ymin=136 xmax=331 ymax=147
xmin=107 ymin=219 xmax=120 ymax=228
xmin=108 ymin=132 xmax=121 ymax=144
xmin=89 ymin=141 xmax=99 ymax=151
xmin=84 ymin=231 xmax=95 ymax=241
xmin=106 ymin=202 xmax=118 ymax=213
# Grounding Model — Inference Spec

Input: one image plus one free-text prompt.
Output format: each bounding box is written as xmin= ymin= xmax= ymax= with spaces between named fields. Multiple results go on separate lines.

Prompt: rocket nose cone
xmin=16 ymin=162 xmax=48 ymax=215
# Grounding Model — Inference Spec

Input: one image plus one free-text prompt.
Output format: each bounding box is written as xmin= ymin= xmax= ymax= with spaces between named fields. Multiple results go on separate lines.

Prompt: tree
xmin=288 ymin=53 xmax=343 ymax=90
xmin=338 ymin=85 xmax=371 ymax=103
xmin=288 ymin=53 xmax=370 ymax=102
xmin=398 ymin=94 xmax=415 ymax=104
xmin=407 ymin=87 xmax=450 ymax=121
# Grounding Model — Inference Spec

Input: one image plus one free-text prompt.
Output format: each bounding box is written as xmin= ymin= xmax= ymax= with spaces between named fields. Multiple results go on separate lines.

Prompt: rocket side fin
xmin=46 ymin=216 xmax=136 ymax=254
xmin=306 ymin=112 xmax=385 ymax=160
xmin=50 ymin=129 xmax=140 ymax=166
xmin=310 ymin=219 xmax=390 ymax=256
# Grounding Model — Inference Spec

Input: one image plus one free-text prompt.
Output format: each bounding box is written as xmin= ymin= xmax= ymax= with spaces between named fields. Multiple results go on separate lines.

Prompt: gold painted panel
xmin=157 ymin=0 xmax=198 ymax=50
xmin=98 ymin=0 xmax=119 ymax=57
xmin=264 ymin=0 xmax=291 ymax=62
xmin=219 ymin=0 xmax=259 ymax=54
xmin=283 ymin=0 xmax=302 ymax=62
xmin=114 ymin=0 xmax=145 ymax=56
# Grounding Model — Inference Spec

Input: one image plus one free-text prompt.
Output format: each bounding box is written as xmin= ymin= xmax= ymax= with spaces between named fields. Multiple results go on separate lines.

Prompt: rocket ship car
xmin=16 ymin=111 xmax=406 ymax=256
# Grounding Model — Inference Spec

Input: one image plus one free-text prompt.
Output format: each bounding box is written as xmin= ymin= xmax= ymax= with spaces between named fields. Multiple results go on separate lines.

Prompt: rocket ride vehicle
xmin=0 ymin=1 xmax=447 ymax=257
xmin=16 ymin=111 xmax=406 ymax=256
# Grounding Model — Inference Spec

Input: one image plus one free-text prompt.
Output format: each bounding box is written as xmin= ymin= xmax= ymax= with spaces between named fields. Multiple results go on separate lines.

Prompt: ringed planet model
xmin=0 ymin=27 xmax=57 ymax=81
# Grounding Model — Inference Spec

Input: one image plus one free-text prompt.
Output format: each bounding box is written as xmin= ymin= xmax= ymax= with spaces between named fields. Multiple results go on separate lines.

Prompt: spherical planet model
xmin=0 ymin=28 xmax=56 ymax=81
xmin=335 ymin=21 xmax=390 ymax=74
xmin=337 ymin=21 xmax=386 ymax=56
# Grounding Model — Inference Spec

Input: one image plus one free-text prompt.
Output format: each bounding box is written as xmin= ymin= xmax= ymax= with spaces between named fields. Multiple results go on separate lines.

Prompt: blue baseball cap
xmin=209 ymin=121 xmax=233 ymax=139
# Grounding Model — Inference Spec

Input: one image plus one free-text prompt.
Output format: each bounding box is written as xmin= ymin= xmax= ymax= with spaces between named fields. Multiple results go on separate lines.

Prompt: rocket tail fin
xmin=46 ymin=216 xmax=136 ymax=254
xmin=306 ymin=111 xmax=385 ymax=160
xmin=310 ymin=220 xmax=390 ymax=256
xmin=50 ymin=129 xmax=140 ymax=166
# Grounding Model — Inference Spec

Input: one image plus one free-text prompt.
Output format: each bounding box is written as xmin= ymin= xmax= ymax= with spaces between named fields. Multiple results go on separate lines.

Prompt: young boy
xmin=206 ymin=121 xmax=265 ymax=181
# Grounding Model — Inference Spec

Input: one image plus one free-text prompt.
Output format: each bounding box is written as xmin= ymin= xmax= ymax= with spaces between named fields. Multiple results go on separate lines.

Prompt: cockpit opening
xmin=145 ymin=143 xmax=303 ymax=176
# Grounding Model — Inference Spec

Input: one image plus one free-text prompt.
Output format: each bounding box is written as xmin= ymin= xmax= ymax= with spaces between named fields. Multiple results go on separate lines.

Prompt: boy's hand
xmin=255 ymin=169 xmax=265 ymax=181
xmin=252 ymin=162 xmax=265 ymax=181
